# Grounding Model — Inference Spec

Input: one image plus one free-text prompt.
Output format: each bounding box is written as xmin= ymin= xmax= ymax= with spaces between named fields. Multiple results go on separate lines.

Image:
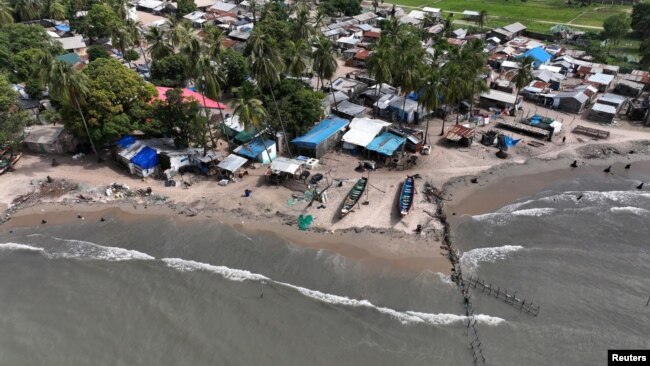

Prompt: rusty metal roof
xmin=445 ymin=125 xmax=475 ymax=142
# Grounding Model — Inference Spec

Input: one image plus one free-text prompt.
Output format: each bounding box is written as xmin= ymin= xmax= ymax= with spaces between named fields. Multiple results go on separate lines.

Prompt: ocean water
xmin=1 ymin=171 xmax=648 ymax=365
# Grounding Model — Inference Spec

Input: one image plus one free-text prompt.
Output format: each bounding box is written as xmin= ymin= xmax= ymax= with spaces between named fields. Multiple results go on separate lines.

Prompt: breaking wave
xmin=610 ymin=207 xmax=650 ymax=216
xmin=0 ymin=243 xmax=46 ymax=253
xmin=161 ymin=257 xmax=505 ymax=327
xmin=473 ymin=208 xmax=555 ymax=222
xmin=460 ymin=245 xmax=524 ymax=272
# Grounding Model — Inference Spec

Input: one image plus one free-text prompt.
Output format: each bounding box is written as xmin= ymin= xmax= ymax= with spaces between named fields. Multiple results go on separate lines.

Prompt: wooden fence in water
xmin=463 ymin=276 xmax=541 ymax=317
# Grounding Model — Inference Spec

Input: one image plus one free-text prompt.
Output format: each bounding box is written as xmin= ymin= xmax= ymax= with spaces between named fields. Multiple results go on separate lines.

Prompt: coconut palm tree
xmin=293 ymin=8 xmax=313 ymax=41
xmin=48 ymin=60 xmax=99 ymax=160
xmin=231 ymin=92 xmax=274 ymax=163
xmin=193 ymin=55 xmax=224 ymax=151
xmin=311 ymin=36 xmax=337 ymax=91
xmin=202 ymin=25 xmax=225 ymax=61
xmin=248 ymin=32 xmax=292 ymax=156
xmin=125 ymin=19 xmax=150 ymax=73
xmin=0 ymin=0 xmax=13 ymax=25
xmin=47 ymin=0 xmax=65 ymax=20
xmin=366 ymin=40 xmax=393 ymax=117
xmin=513 ymin=56 xmax=535 ymax=112
xmin=112 ymin=25 xmax=133 ymax=67
xmin=419 ymin=67 xmax=443 ymax=144
xmin=372 ymin=0 xmax=378 ymax=13
xmin=249 ymin=0 xmax=258 ymax=24
xmin=14 ymin=0 xmax=40 ymax=21
xmin=145 ymin=26 xmax=172 ymax=60
xmin=284 ymin=40 xmax=311 ymax=78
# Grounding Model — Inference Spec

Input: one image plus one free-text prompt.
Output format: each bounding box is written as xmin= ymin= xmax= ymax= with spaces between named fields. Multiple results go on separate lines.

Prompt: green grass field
xmin=390 ymin=0 xmax=636 ymax=33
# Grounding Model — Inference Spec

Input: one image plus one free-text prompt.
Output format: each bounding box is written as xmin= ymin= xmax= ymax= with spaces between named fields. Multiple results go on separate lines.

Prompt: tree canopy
xmin=318 ymin=0 xmax=362 ymax=16
xmin=79 ymin=3 xmax=122 ymax=40
xmin=60 ymin=58 xmax=156 ymax=145
xmin=0 ymin=74 xmax=29 ymax=151
xmin=0 ymin=23 xmax=64 ymax=80
xmin=631 ymin=3 xmax=650 ymax=37
xmin=151 ymin=88 xmax=208 ymax=148
xmin=261 ymin=79 xmax=324 ymax=135
xmin=601 ymin=14 xmax=629 ymax=45
xmin=150 ymin=54 xmax=190 ymax=87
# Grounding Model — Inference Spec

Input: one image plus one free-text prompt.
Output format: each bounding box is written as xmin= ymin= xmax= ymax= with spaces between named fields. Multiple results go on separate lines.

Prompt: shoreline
xmin=2 ymin=139 xmax=650 ymax=275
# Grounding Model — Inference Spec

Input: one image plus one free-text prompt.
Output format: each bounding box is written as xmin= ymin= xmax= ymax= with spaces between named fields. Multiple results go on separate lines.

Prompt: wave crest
xmin=460 ymin=245 xmax=524 ymax=272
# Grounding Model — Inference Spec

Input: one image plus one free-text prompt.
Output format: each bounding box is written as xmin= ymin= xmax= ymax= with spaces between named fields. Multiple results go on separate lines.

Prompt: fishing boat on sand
xmin=0 ymin=152 xmax=22 ymax=175
xmin=340 ymin=177 xmax=368 ymax=217
xmin=399 ymin=176 xmax=415 ymax=216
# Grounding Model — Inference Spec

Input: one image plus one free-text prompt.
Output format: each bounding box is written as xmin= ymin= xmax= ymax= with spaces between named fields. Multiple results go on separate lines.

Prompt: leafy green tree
xmin=318 ymin=0 xmax=361 ymax=16
xmin=56 ymin=58 xmax=155 ymax=148
xmin=312 ymin=36 xmax=336 ymax=91
xmin=124 ymin=49 xmax=139 ymax=64
xmin=221 ymin=48 xmax=249 ymax=89
xmin=263 ymin=78 xmax=324 ymax=135
xmin=0 ymin=24 xmax=63 ymax=78
xmin=586 ymin=41 xmax=607 ymax=63
xmin=231 ymin=89 xmax=273 ymax=162
xmin=631 ymin=3 xmax=650 ymax=37
xmin=87 ymin=44 xmax=110 ymax=61
xmin=152 ymin=88 xmax=206 ymax=148
xmin=150 ymin=53 xmax=189 ymax=87
xmin=0 ymin=76 xmax=30 ymax=162
xmin=82 ymin=3 xmax=122 ymax=40
xmin=175 ymin=0 xmax=196 ymax=19
xmin=601 ymin=14 xmax=629 ymax=47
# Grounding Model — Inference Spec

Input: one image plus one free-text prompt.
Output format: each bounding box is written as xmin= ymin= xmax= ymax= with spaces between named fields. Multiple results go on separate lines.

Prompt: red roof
xmin=154 ymin=87 xmax=226 ymax=109
xmin=354 ymin=49 xmax=369 ymax=60
xmin=363 ymin=31 xmax=381 ymax=39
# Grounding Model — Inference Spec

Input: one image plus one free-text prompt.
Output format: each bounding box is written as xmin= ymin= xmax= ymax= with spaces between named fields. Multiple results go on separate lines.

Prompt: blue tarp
xmin=55 ymin=24 xmax=70 ymax=32
xmin=366 ymin=132 xmax=406 ymax=156
xmin=522 ymin=47 xmax=551 ymax=68
xmin=503 ymin=135 xmax=521 ymax=148
xmin=130 ymin=146 xmax=159 ymax=169
xmin=235 ymin=139 xmax=275 ymax=159
xmin=291 ymin=117 xmax=349 ymax=148
xmin=116 ymin=135 xmax=136 ymax=149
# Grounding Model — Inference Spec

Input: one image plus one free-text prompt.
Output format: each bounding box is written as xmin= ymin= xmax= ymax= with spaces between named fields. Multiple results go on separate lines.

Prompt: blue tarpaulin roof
xmin=116 ymin=135 xmax=136 ymax=149
xmin=55 ymin=24 xmax=70 ymax=32
xmin=234 ymin=139 xmax=275 ymax=159
xmin=522 ymin=47 xmax=551 ymax=64
xmin=366 ymin=132 xmax=406 ymax=156
xmin=130 ymin=146 xmax=159 ymax=169
xmin=291 ymin=117 xmax=349 ymax=148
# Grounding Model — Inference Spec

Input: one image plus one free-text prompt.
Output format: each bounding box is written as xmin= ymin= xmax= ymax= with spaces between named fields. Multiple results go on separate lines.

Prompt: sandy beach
xmin=3 ymin=103 xmax=650 ymax=274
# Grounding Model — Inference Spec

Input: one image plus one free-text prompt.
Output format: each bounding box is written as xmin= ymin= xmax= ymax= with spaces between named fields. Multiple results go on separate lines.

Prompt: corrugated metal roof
xmin=217 ymin=154 xmax=247 ymax=172
xmin=445 ymin=125 xmax=474 ymax=141
xmin=366 ymin=132 xmax=405 ymax=156
xmin=480 ymin=89 xmax=517 ymax=104
xmin=587 ymin=73 xmax=614 ymax=85
xmin=591 ymin=103 xmax=616 ymax=114
xmin=597 ymin=93 xmax=627 ymax=106
xmin=234 ymin=139 xmax=275 ymax=159
xmin=291 ymin=117 xmax=350 ymax=148
xmin=342 ymin=117 xmax=391 ymax=147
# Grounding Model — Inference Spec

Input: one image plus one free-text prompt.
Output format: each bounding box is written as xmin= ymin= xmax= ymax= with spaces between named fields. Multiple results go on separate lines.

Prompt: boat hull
xmin=399 ymin=176 xmax=415 ymax=217
xmin=340 ymin=178 xmax=368 ymax=217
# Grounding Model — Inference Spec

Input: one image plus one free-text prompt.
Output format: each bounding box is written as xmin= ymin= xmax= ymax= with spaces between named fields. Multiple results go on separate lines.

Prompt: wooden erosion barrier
xmin=464 ymin=276 xmax=541 ymax=317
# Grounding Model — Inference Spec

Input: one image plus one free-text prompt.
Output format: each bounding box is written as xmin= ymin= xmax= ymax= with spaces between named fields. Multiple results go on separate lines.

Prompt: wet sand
xmin=4 ymin=202 xmax=451 ymax=274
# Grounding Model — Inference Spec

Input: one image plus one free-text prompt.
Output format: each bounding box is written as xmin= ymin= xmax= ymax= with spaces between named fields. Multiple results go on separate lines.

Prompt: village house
xmin=291 ymin=117 xmax=350 ymax=158
xmin=23 ymin=125 xmax=78 ymax=155
xmin=56 ymin=35 xmax=87 ymax=56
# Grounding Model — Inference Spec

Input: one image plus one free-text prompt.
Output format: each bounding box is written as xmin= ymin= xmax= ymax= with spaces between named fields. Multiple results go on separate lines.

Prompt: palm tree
xmin=47 ymin=0 xmax=65 ymax=20
xmin=145 ymin=26 xmax=172 ymax=60
xmin=438 ymin=63 xmax=464 ymax=135
xmin=513 ymin=56 xmax=535 ymax=113
xmin=478 ymin=10 xmax=487 ymax=33
xmin=311 ymin=36 xmax=337 ymax=91
xmin=202 ymin=25 xmax=225 ymax=61
xmin=419 ymin=67 xmax=443 ymax=144
xmin=193 ymin=55 xmax=224 ymax=151
xmin=112 ymin=25 xmax=133 ymax=67
xmin=366 ymin=41 xmax=392 ymax=117
xmin=48 ymin=60 xmax=99 ymax=160
xmin=14 ymin=0 xmax=40 ymax=21
xmin=311 ymin=36 xmax=338 ymax=113
xmin=249 ymin=0 xmax=258 ymax=24
xmin=372 ymin=0 xmax=378 ymax=13
xmin=285 ymin=40 xmax=311 ymax=78
xmin=248 ymin=32 xmax=292 ymax=156
xmin=293 ymin=8 xmax=313 ymax=41
xmin=125 ymin=19 xmax=150 ymax=73
xmin=231 ymin=93 xmax=274 ymax=163
xmin=167 ymin=20 xmax=193 ymax=49
xmin=0 ymin=0 xmax=13 ymax=25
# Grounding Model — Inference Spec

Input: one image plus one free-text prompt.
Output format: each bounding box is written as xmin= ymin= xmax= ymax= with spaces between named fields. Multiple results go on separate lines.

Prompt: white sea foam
xmin=610 ymin=207 xmax=650 ymax=216
xmin=436 ymin=272 xmax=454 ymax=286
xmin=473 ymin=208 xmax=555 ymax=222
xmin=511 ymin=208 xmax=556 ymax=217
xmin=460 ymin=245 xmax=524 ymax=272
xmin=0 ymin=243 xmax=46 ymax=253
xmin=162 ymin=257 xmax=505 ymax=327
xmin=49 ymin=238 xmax=155 ymax=261
xmin=162 ymin=258 xmax=269 ymax=282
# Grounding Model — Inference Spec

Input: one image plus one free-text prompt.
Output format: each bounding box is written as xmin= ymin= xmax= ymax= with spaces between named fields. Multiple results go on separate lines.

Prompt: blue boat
xmin=399 ymin=176 xmax=415 ymax=216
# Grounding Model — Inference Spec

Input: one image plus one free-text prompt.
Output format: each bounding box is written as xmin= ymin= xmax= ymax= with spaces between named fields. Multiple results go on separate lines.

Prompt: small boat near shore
xmin=399 ymin=176 xmax=415 ymax=216
xmin=340 ymin=177 xmax=368 ymax=217
xmin=0 ymin=152 xmax=21 ymax=175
